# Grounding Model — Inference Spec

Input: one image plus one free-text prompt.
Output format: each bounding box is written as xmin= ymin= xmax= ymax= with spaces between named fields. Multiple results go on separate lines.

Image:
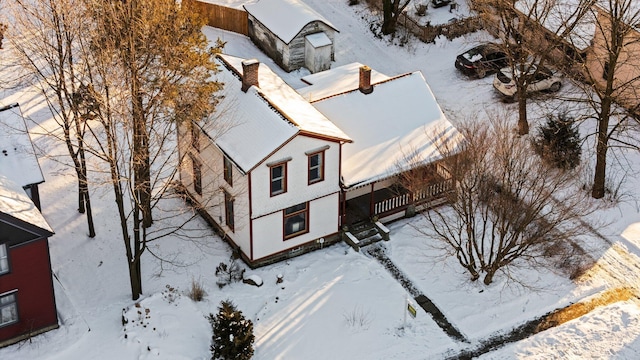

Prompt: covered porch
xmin=341 ymin=162 xmax=454 ymax=227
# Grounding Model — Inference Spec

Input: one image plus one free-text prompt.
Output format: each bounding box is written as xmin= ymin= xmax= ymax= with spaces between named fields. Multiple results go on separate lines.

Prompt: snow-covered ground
xmin=2 ymin=0 xmax=640 ymax=359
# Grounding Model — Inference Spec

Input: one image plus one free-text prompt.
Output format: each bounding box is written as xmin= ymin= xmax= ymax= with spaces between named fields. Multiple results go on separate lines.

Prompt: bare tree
xmin=407 ymin=117 xmax=591 ymax=285
xmin=382 ymin=0 xmax=411 ymax=35
xmin=473 ymin=0 xmax=594 ymax=135
xmin=6 ymin=0 xmax=225 ymax=300
xmin=0 ymin=0 xmax=6 ymax=49
xmin=9 ymin=0 xmax=96 ymax=237
xmin=571 ymin=0 xmax=640 ymax=198
xmin=84 ymin=0 xmax=223 ymax=300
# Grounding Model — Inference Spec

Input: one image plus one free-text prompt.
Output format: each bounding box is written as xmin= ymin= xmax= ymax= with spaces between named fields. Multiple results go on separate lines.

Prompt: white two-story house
xmin=178 ymin=54 xmax=351 ymax=267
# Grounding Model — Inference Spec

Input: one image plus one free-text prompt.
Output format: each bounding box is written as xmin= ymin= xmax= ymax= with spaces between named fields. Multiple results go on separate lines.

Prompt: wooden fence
xmin=362 ymin=0 xmax=483 ymax=43
xmin=183 ymin=0 xmax=249 ymax=35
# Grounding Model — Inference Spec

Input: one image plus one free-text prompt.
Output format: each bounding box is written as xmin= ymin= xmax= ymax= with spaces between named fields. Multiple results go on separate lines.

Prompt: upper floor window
xmin=190 ymin=154 xmax=202 ymax=195
xmin=284 ymin=202 xmax=309 ymax=239
xmin=223 ymin=157 xmax=233 ymax=187
xmin=0 ymin=291 xmax=18 ymax=327
xmin=191 ymin=122 xmax=200 ymax=152
xmin=224 ymin=190 xmax=234 ymax=232
xmin=0 ymin=244 xmax=8 ymax=275
xmin=270 ymin=162 xmax=287 ymax=196
xmin=308 ymin=151 xmax=325 ymax=184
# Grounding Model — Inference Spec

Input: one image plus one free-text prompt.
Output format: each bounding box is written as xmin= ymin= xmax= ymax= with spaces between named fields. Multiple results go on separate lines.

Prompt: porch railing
xmin=374 ymin=193 xmax=411 ymax=215
xmin=373 ymin=179 xmax=454 ymax=216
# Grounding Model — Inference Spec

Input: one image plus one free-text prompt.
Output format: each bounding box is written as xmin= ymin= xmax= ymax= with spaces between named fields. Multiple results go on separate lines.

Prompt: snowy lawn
xmin=477 ymin=300 xmax=640 ymax=359
xmin=1 ymin=0 xmax=640 ymax=359
xmin=382 ymin=217 xmax=606 ymax=340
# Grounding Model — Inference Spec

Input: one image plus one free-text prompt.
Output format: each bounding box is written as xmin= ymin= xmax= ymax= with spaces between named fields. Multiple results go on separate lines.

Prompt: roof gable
xmin=244 ymin=0 xmax=338 ymax=44
xmin=202 ymin=55 xmax=350 ymax=173
xmin=0 ymin=103 xmax=45 ymax=187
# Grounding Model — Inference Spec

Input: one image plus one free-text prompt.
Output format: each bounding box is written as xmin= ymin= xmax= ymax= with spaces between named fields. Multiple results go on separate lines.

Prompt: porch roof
xmin=309 ymin=70 xmax=464 ymax=188
xmin=298 ymin=62 xmax=391 ymax=101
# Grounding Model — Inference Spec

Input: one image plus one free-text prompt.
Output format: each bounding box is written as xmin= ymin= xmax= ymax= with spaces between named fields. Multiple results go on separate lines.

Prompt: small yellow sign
xmin=407 ymin=303 xmax=417 ymax=318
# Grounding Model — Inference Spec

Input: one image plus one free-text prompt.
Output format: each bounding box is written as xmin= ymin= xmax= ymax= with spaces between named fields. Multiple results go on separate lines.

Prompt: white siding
xmin=305 ymin=33 xmax=332 ymax=73
xmin=249 ymin=134 xmax=341 ymax=261
xmin=251 ymin=193 xmax=339 ymax=260
xmin=180 ymin=125 xmax=343 ymax=263
xmin=178 ymin=122 xmax=251 ymax=256
xmin=250 ymin=135 xmax=340 ymax=218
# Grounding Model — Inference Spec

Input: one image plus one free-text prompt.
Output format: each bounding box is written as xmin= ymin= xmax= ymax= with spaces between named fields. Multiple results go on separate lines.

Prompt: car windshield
xmin=502 ymin=64 xmax=538 ymax=78
xmin=499 ymin=64 xmax=553 ymax=81
xmin=463 ymin=47 xmax=485 ymax=62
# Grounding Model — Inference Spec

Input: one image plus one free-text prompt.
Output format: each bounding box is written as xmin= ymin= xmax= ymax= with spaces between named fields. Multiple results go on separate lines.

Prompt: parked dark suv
xmin=455 ymin=43 xmax=508 ymax=78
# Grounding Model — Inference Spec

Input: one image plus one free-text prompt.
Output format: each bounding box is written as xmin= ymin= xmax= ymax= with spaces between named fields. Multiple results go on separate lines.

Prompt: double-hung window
xmin=191 ymin=122 xmax=200 ymax=152
xmin=270 ymin=162 xmax=287 ymax=196
xmin=224 ymin=190 xmax=234 ymax=232
xmin=0 ymin=291 xmax=18 ymax=327
xmin=308 ymin=151 xmax=324 ymax=184
xmin=284 ymin=202 xmax=309 ymax=239
xmin=223 ymin=157 xmax=233 ymax=187
xmin=190 ymin=154 xmax=202 ymax=195
xmin=0 ymin=244 xmax=8 ymax=275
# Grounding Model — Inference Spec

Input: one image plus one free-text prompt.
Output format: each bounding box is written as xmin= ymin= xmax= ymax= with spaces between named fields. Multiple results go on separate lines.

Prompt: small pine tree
xmin=207 ymin=300 xmax=254 ymax=360
xmin=533 ymin=111 xmax=582 ymax=170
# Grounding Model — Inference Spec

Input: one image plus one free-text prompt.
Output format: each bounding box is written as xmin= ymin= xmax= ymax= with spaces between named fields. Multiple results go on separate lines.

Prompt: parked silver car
xmin=493 ymin=64 xmax=562 ymax=99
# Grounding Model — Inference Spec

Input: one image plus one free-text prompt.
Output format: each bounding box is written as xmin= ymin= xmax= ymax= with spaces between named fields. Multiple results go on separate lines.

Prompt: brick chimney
xmin=359 ymin=65 xmax=373 ymax=94
xmin=241 ymin=59 xmax=260 ymax=92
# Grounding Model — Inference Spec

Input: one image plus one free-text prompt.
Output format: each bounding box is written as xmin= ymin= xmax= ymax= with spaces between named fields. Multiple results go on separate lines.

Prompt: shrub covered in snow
xmin=215 ymin=256 xmax=245 ymax=288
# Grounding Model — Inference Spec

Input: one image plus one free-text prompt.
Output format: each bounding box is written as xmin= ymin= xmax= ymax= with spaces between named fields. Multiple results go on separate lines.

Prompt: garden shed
xmin=244 ymin=0 xmax=338 ymax=73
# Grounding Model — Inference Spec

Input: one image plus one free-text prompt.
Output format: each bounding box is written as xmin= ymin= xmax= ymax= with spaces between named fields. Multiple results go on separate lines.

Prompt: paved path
xmin=364 ymin=245 xmax=467 ymax=343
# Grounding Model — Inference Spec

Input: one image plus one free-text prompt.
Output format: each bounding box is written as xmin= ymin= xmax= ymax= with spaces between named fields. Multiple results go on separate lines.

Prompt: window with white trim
xmin=284 ymin=202 xmax=308 ymax=239
xmin=0 ymin=244 xmax=8 ymax=275
xmin=0 ymin=292 xmax=18 ymax=327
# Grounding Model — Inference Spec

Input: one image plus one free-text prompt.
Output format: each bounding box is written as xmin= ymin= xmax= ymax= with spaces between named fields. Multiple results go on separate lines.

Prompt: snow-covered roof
xmin=0 ymin=103 xmax=45 ymax=187
xmin=307 ymin=71 xmax=464 ymax=188
xmin=204 ymin=54 xmax=350 ymax=172
xmin=244 ymin=0 xmax=338 ymax=44
xmin=515 ymin=0 xmax=596 ymax=51
xmin=298 ymin=62 xmax=391 ymax=102
xmin=305 ymin=32 xmax=332 ymax=48
xmin=0 ymin=174 xmax=53 ymax=234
